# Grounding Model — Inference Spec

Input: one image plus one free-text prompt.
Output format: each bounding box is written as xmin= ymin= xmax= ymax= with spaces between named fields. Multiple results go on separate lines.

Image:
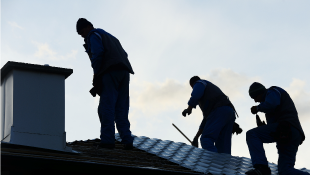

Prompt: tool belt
xmin=89 ymin=64 xmax=129 ymax=97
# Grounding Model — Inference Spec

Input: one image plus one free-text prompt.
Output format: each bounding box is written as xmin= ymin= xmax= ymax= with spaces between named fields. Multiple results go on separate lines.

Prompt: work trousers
xmin=98 ymin=70 xmax=133 ymax=144
xmin=200 ymin=106 xmax=236 ymax=154
xmin=246 ymin=123 xmax=308 ymax=175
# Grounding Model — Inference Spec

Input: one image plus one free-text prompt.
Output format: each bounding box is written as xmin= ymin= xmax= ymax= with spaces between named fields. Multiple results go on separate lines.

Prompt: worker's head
xmin=76 ymin=18 xmax=94 ymax=38
xmin=190 ymin=76 xmax=200 ymax=88
xmin=249 ymin=82 xmax=267 ymax=102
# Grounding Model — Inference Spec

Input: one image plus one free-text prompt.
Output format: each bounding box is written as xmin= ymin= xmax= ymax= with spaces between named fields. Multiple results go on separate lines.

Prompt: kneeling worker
xmin=246 ymin=82 xmax=308 ymax=175
xmin=182 ymin=76 xmax=241 ymax=154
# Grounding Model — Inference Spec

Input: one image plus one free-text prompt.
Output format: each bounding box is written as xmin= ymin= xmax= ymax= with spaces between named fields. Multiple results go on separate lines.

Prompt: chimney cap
xmin=1 ymin=61 xmax=73 ymax=82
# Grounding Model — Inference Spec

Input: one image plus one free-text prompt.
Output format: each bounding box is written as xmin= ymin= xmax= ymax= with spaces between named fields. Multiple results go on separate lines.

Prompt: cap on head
xmin=190 ymin=76 xmax=200 ymax=87
xmin=76 ymin=18 xmax=93 ymax=33
xmin=249 ymin=82 xmax=266 ymax=99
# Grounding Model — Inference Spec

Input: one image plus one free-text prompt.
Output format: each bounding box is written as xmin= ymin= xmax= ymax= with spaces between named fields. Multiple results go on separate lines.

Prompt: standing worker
xmin=182 ymin=76 xmax=241 ymax=154
xmin=76 ymin=18 xmax=134 ymax=150
xmin=246 ymin=82 xmax=308 ymax=175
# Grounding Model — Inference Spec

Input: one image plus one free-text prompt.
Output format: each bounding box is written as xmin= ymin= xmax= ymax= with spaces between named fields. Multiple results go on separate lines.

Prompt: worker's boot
xmin=97 ymin=143 xmax=115 ymax=150
xmin=245 ymin=164 xmax=271 ymax=175
xmin=123 ymin=143 xmax=133 ymax=150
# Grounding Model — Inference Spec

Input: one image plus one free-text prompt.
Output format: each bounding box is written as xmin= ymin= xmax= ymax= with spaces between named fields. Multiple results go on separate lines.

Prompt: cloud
xmin=202 ymin=69 xmax=261 ymax=101
xmin=130 ymin=69 xmax=259 ymax=116
xmin=130 ymin=79 xmax=191 ymax=115
xmin=33 ymin=42 xmax=77 ymax=61
xmin=285 ymin=79 xmax=310 ymax=122
xmin=8 ymin=21 xmax=24 ymax=30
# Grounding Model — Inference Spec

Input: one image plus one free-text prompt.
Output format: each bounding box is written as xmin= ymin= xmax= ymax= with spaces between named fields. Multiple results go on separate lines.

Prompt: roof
xmin=67 ymin=138 xmax=200 ymax=174
xmin=2 ymin=134 xmax=310 ymax=175
xmin=1 ymin=61 xmax=73 ymax=82
xmin=1 ymin=139 xmax=200 ymax=175
xmin=116 ymin=134 xmax=310 ymax=175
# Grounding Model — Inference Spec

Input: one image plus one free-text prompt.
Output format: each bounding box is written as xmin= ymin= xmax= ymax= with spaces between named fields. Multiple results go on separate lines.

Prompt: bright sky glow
xmin=1 ymin=0 xmax=310 ymax=169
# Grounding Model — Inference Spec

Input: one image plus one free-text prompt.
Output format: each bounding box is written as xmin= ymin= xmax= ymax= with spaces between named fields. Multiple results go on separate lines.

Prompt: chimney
xmin=1 ymin=61 xmax=73 ymax=151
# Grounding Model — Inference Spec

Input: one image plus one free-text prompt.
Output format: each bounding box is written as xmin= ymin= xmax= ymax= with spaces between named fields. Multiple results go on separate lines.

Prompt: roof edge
xmin=1 ymin=61 xmax=73 ymax=82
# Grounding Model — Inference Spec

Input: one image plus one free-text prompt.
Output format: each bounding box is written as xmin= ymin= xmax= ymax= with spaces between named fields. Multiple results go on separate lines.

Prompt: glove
xmin=182 ymin=108 xmax=192 ymax=117
xmin=232 ymin=122 xmax=243 ymax=135
xmin=192 ymin=137 xmax=198 ymax=147
xmin=90 ymin=74 xmax=103 ymax=97
xmin=256 ymin=114 xmax=266 ymax=127
xmin=251 ymin=106 xmax=258 ymax=114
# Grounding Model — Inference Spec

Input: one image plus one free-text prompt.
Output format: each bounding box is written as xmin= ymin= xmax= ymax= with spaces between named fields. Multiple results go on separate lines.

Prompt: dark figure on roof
xmin=76 ymin=18 xmax=134 ymax=150
xmin=245 ymin=82 xmax=308 ymax=175
xmin=182 ymin=76 xmax=242 ymax=154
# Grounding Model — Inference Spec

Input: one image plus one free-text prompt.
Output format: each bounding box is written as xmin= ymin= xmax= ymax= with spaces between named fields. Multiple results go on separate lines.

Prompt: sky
xmin=1 ymin=0 xmax=310 ymax=169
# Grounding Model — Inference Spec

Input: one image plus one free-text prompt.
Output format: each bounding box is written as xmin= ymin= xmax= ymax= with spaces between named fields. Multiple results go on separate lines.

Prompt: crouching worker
xmin=182 ymin=76 xmax=242 ymax=154
xmin=76 ymin=18 xmax=134 ymax=150
xmin=246 ymin=82 xmax=308 ymax=175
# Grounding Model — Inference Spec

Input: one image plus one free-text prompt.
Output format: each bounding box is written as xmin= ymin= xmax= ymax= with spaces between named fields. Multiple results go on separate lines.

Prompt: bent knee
xmin=246 ymin=128 xmax=257 ymax=141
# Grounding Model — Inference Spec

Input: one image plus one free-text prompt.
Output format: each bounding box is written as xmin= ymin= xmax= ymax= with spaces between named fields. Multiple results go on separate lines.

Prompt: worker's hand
xmin=251 ymin=106 xmax=258 ymax=114
xmin=232 ymin=122 xmax=243 ymax=135
xmin=182 ymin=108 xmax=192 ymax=117
xmin=192 ymin=137 xmax=198 ymax=148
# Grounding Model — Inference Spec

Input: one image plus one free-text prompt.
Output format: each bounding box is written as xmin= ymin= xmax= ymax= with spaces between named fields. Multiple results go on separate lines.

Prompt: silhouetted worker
xmin=246 ymin=82 xmax=308 ymax=175
xmin=182 ymin=76 xmax=241 ymax=154
xmin=76 ymin=18 xmax=134 ymax=150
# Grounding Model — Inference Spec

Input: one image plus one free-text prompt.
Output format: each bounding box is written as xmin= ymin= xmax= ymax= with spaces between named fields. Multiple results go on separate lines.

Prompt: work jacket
xmin=84 ymin=28 xmax=134 ymax=79
xmin=262 ymin=86 xmax=305 ymax=143
xmin=194 ymin=80 xmax=235 ymax=129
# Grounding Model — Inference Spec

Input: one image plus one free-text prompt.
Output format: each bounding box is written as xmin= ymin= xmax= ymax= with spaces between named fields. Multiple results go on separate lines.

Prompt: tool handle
xmin=172 ymin=123 xmax=192 ymax=144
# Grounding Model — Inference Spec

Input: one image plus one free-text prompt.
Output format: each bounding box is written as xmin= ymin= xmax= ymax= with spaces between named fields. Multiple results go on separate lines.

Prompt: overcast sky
xmin=1 ymin=0 xmax=310 ymax=169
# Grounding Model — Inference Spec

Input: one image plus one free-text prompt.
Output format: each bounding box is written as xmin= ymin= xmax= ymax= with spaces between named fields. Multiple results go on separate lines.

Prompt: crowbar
xmin=172 ymin=123 xmax=192 ymax=144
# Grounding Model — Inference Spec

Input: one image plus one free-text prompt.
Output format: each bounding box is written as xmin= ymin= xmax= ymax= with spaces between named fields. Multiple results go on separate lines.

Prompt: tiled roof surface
xmin=67 ymin=138 xmax=200 ymax=174
xmin=3 ymin=134 xmax=309 ymax=175
xmin=115 ymin=134 xmax=310 ymax=175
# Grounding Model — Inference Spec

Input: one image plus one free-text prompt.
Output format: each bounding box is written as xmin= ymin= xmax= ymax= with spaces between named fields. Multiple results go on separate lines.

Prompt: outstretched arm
xmin=188 ymin=82 xmax=206 ymax=108
xmin=183 ymin=82 xmax=206 ymax=117
xmin=192 ymin=128 xmax=203 ymax=147
xmin=191 ymin=116 xmax=205 ymax=147
xmin=195 ymin=129 xmax=203 ymax=138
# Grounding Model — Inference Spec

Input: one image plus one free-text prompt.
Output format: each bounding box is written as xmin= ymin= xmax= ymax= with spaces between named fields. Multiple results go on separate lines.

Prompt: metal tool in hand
xmin=172 ymin=123 xmax=192 ymax=144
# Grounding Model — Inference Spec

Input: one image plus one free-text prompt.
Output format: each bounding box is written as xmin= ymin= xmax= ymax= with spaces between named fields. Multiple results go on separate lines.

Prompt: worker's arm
xmin=89 ymin=33 xmax=104 ymax=75
xmin=183 ymin=82 xmax=206 ymax=117
xmin=188 ymin=82 xmax=206 ymax=108
xmin=257 ymin=89 xmax=281 ymax=113
xmin=191 ymin=128 xmax=203 ymax=147
xmin=195 ymin=129 xmax=203 ymax=138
